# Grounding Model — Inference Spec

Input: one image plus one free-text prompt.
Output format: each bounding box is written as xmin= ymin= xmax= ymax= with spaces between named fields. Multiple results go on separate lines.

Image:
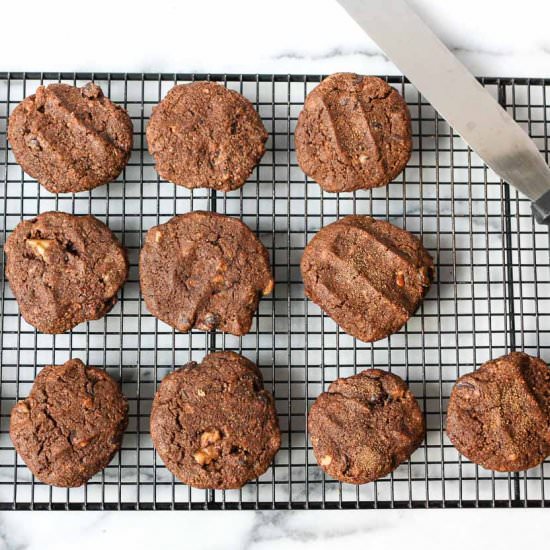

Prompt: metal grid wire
xmin=0 ymin=73 xmax=548 ymax=510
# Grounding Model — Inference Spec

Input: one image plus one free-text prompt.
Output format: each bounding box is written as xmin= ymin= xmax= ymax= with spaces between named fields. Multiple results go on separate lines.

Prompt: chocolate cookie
xmin=308 ymin=369 xmax=425 ymax=484
xmin=139 ymin=211 xmax=273 ymax=336
xmin=8 ymin=82 xmax=133 ymax=194
xmin=446 ymin=352 xmax=550 ymax=472
xmin=301 ymin=215 xmax=433 ymax=343
xmin=10 ymin=358 xmax=128 ymax=487
xmin=5 ymin=211 xmax=128 ymax=333
xmin=150 ymin=351 xmax=280 ymax=489
xmin=146 ymin=81 xmax=267 ymax=192
xmin=295 ymin=73 xmax=412 ymax=193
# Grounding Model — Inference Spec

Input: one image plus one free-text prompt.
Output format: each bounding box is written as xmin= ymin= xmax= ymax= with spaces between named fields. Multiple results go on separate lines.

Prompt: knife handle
xmin=532 ymin=190 xmax=550 ymax=224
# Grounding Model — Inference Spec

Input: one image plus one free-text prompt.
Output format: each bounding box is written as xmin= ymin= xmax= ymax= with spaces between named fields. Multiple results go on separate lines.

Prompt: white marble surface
xmin=1 ymin=0 xmax=549 ymax=77
xmin=1 ymin=0 xmax=550 ymax=548
xmin=0 ymin=509 xmax=548 ymax=549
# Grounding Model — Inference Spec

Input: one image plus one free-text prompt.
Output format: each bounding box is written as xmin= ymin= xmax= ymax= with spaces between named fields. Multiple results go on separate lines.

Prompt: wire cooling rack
xmin=0 ymin=73 xmax=549 ymax=510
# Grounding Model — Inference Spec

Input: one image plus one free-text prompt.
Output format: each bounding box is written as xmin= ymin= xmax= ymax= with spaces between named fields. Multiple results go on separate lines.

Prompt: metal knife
xmin=336 ymin=0 xmax=550 ymax=224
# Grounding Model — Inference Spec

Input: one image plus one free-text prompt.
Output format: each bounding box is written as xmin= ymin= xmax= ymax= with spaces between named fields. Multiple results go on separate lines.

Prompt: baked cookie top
xmin=150 ymin=351 xmax=280 ymax=489
xmin=146 ymin=81 xmax=267 ymax=191
xmin=308 ymin=369 xmax=425 ymax=484
xmin=295 ymin=73 xmax=411 ymax=192
xmin=139 ymin=211 xmax=273 ymax=336
xmin=8 ymin=83 xmax=133 ymax=193
xmin=301 ymin=215 xmax=433 ymax=343
xmin=447 ymin=352 xmax=550 ymax=472
xmin=5 ymin=211 xmax=128 ymax=333
xmin=10 ymin=358 xmax=128 ymax=487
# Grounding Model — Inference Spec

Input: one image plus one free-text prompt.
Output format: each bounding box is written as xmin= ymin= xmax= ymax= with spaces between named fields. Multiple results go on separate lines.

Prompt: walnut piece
xmin=193 ymin=446 xmax=220 ymax=466
xmin=320 ymin=455 xmax=332 ymax=466
xmin=74 ymin=438 xmax=91 ymax=448
xmin=28 ymin=137 xmax=42 ymax=151
xmin=211 ymin=274 xmax=224 ymax=285
xmin=200 ymin=429 xmax=221 ymax=447
xmin=193 ymin=429 xmax=222 ymax=466
xmin=217 ymin=260 xmax=228 ymax=273
xmin=26 ymin=239 xmax=53 ymax=258
xmin=396 ymin=271 xmax=405 ymax=288
xmin=262 ymin=279 xmax=274 ymax=296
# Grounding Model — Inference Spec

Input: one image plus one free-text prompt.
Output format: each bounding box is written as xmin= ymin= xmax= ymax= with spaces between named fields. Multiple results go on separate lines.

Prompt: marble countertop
xmin=1 ymin=0 xmax=549 ymax=77
xmin=1 ymin=0 xmax=550 ymax=548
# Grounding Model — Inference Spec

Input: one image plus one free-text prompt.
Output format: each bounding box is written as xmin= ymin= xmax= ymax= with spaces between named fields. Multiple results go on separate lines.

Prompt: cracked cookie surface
xmin=139 ymin=211 xmax=273 ymax=336
xmin=295 ymin=73 xmax=412 ymax=192
xmin=146 ymin=81 xmax=267 ymax=192
xmin=150 ymin=351 xmax=280 ymax=489
xmin=446 ymin=352 xmax=550 ymax=472
xmin=8 ymin=82 xmax=133 ymax=193
xmin=10 ymin=358 xmax=128 ymax=487
xmin=5 ymin=211 xmax=128 ymax=333
xmin=308 ymin=369 xmax=425 ymax=484
xmin=301 ymin=215 xmax=434 ymax=343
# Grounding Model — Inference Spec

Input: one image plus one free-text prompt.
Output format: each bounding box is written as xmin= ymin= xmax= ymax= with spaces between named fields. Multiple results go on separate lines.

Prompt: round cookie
xmin=146 ymin=81 xmax=267 ymax=192
xmin=150 ymin=351 xmax=280 ymax=489
xmin=10 ymin=358 xmax=128 ymax=487
xmin=139 ymin=211 xmax=273 ymax=336
xmin=446 ymin=352 xmax=550 ymax=472
xmin=5 ymin=211 xmax=128 ymax=334
xmin=308 ymin=369 xmax=425 ymax=484
xmin=8 ymin=82 xmax=133 ymax=194
xmin=295 ymin=73 xmax=412 ymax=193
xmin=300 ymin=215 xmax=434 ymax=343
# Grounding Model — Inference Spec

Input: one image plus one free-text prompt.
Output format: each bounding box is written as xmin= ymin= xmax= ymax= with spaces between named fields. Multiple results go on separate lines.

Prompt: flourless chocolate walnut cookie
xmin=10 ymin=358 xmax=128 ymax=487
xmin=301 ymin=215 xmax=434 ymax=343
xmin=447 ymin=352 xmax=550 ymax=472
xmin=150 ymin=351 xmax=280 ymax=489
xmin=147 ymin=81 xmax=267 ymax=191
xmin=8 ymin=82 xmax=133 ymax=193
xmin=295 ymin=73 xmax=412 ymax=192
xmin=308 ymin=369 xmax=425 ymax=484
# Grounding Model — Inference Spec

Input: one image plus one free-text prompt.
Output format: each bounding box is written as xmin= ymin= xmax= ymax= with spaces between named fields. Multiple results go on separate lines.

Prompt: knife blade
xmin=336 ymin=0 xmax=550 ymax=223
